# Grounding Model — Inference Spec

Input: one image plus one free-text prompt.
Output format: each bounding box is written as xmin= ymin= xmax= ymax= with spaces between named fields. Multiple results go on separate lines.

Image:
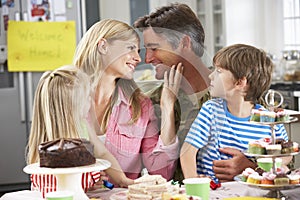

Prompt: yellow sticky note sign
xmin=7 ymin=21 xmax=76 ymax=72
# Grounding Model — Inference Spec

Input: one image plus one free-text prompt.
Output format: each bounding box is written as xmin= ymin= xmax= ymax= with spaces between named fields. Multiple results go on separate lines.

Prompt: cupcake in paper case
xmin=246 ymin=172 xmax=262 ymax=184
xmin=261 ymin=172 xmax=276 ymax=185
xmin=250 ymin=109 xmax=261 ymax=122
xmin=259 ymin=110 xmax=276 ymax=122
xmin=287 ymin=174 xmax=300 ymax=184
xmin=274 ymin=108 xmax=289 ymax=122
xmin=248 ymin=140 xmax=269 ymax=155
xmin=293 ymin=142 xmax=299 ymax=152
xmin=241 ymin=167 xmax=256 ymax=182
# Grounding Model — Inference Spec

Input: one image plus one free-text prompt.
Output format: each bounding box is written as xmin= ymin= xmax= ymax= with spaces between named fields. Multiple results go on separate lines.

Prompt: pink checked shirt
xmin=104 ymin=88 xmax=179 ymax=181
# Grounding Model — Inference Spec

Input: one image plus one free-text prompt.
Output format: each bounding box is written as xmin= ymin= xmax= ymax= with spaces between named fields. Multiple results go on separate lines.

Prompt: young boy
xmin=180 ymin=44 xmax=289 ymax=184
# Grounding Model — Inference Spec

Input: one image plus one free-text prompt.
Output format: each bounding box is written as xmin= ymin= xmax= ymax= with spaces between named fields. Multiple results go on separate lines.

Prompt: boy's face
xmin=208 ymin=66 xmax=236 ymax=99
xmin=142 ymin=27 xmax=182 ymax=80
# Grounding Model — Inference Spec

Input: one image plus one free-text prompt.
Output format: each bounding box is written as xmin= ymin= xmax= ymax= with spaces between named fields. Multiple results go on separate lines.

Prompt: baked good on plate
xmin=248 ymin=140 xmax=268 ymax=154
xmin=250 ymin=108 xmax=289 ymax=123
xmin=261 ymin=172 xmax=276 ymax=185
xmin=39 ymin=138 xmax=96 ymax=168
xmin=248 ymin=137 xmax=299 ymax=155
xmin=281 ymin=140 xmax=294 ymax=154
xmin=128 ymin=174 xmax=180 ymax=200
xmin=241 ymin=168 xmax=256 ymax=182
xmin=274 ymin=174 xmax=289 ymax=185
xmin=246 ymin=173 xmax=262 ymax=184
xmin=265 ymin=144 xmax=282 ymax=155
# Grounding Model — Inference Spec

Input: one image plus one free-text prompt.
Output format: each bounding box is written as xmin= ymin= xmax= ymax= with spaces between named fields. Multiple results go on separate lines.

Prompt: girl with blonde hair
xmin=26 ymin=65 xmax=133 ymax=197
xmin=73 ymin=19 xmax=182 ymax=181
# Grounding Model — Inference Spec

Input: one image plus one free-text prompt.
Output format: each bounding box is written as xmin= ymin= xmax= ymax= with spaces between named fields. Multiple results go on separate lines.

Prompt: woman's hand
xmin=159 ymin=63 xmax=183 ymax=146
xmin=161 ymin=63 xmax=183 ymax=110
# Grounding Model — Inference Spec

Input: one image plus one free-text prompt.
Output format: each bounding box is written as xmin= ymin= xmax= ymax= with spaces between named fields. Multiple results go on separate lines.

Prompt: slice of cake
xmin=281 ymin=140 xmax=294 ymax=154
xmin=39 ymin=138 xmax=96 ymax=168
xmin=265 ymin=144 xmax=282 ymax=155
xmin=274 ymin=174 xmax=289 ymax=185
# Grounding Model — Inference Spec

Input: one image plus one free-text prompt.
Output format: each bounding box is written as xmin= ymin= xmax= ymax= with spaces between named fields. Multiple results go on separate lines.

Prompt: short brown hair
xmin=213 ymin=44 xmax=274 ymax=103
xmin=134 ymin=3 xmax=205 ymax=57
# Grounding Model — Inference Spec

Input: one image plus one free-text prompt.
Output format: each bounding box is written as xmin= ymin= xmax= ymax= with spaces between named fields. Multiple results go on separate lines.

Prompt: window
xmin=283 ymin=0 xmax=300 ymax=50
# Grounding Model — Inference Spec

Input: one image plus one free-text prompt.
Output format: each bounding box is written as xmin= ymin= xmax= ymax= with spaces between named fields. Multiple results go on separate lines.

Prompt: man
xmin=134 ymin=3 xmax=256 ymax=183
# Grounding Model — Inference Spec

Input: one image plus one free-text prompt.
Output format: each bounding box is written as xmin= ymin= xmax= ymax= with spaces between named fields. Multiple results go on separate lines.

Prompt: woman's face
xmin=103 ymin=38 xmax=141 ymax=79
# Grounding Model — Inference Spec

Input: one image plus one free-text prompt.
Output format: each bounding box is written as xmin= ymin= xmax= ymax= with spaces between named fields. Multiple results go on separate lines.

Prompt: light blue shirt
xmin=184 ymin=98 xmax=288 ymax=183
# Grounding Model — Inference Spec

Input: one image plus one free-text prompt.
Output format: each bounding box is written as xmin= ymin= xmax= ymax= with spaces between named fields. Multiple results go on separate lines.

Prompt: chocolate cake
xmin=39 ymin=138 xmax=96 ymax=168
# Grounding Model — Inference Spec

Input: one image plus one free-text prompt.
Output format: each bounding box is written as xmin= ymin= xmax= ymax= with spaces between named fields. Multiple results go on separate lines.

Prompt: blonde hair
xmin=26 ymin=65 xmax=91 ymax=164
xmin=73 ymin=19 xmax=143 ymax=132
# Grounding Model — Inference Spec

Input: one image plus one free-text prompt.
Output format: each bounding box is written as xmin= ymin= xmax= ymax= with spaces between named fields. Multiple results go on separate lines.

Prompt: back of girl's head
xmin=27 ymin=65 xmax=90 ymax=164
xmin=213 ymin=44 xmax=274 ymax=103
xmin=73 ymin=19 xmax=139 ymax=90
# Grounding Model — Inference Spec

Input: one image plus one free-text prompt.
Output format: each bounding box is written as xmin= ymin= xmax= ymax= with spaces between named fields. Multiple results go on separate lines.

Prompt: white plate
xmin=23 ymin=159 xmax=111 ymax=175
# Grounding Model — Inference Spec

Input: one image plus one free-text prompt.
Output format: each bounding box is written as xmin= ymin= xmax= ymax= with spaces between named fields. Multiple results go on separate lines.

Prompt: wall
xmin=225 ymin=0 xmax=283 ymax=57
xmin=99 ymin=0 xmax=131 ymax=24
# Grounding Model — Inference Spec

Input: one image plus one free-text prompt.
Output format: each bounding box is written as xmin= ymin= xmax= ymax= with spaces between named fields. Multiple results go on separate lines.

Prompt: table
xmin=1 ymin=181 xmax=300 ymax=200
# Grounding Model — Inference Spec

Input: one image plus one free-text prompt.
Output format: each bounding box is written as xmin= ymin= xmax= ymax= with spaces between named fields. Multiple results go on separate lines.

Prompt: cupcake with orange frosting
xmin=288 ymin=174 xmax=300 ymax=184
xmin=261 ymin=172 xmax=276 ymax=185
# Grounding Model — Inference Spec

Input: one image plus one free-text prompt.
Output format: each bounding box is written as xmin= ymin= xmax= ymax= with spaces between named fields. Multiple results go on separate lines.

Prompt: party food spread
xmin=248 ymin=138 xmax=299 ymax=155
xmin=241 ymin=167 xmax=300 ymax=186
xmin=250 ymin=108 xmax=289 ymax=123
xmin=39 ymin=138 xmax=96 ymax=168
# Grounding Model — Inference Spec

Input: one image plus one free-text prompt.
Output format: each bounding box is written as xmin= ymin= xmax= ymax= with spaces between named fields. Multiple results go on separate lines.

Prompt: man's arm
xmin=213 ymin=147 xmax=257 ymax=182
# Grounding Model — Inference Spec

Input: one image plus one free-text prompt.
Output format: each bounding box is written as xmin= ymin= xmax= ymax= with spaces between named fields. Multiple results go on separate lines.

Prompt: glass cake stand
xmin=239 ymin=116 xmax=299 ymax=199
xmin=23 ymin=159 xmax=111 ymax=200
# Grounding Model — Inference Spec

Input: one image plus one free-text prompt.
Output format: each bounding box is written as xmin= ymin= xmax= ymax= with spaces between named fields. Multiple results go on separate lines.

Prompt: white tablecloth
xmin=1 ymin=181 xmax=300 ymax=200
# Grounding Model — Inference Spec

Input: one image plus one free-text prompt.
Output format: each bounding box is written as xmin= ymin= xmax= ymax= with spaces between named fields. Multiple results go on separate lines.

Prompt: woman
xmin=73 ymin=19 xmax=182 ymax=181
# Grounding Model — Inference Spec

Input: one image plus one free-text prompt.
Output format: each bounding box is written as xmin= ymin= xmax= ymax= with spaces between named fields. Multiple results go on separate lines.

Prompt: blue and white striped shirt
xmin=184 ymin=98 xmax=288 ymax=183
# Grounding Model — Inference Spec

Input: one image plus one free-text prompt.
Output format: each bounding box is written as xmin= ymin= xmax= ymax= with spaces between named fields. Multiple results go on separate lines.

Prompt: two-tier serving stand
xmin=23 ymin=159 xmax=111 ymax=200
xmin=234 ymin=89 xmax=300 ymax=199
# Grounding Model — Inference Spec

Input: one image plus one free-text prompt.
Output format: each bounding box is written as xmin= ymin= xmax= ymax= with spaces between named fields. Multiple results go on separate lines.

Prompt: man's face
xmin=142 ymin=28 xmax=181 ymax=80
